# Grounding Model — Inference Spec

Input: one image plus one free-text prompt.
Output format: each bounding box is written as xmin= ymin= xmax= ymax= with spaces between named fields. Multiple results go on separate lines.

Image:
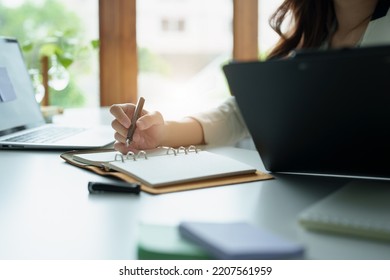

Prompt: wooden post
xmin=233 ymin=0 xmax=259 ymax=61
xmin=99 ymin=0 xmax=138 ymax=106
xmin=41 ymin=56 xmax=49 ymax=106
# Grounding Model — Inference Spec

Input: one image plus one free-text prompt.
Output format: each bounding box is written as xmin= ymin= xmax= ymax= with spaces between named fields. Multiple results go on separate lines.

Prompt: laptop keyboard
xmin=4 ymin=127 xmax=86 ymax=144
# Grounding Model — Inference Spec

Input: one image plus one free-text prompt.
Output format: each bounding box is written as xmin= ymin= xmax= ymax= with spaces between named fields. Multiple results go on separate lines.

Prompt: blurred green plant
xmin=0 ymin=0 xmax=97 ymax=107
xmin=21 ymin=30 xmax=98 ymax=71
xmin=0 ymin=0 xmax=171 ymax=107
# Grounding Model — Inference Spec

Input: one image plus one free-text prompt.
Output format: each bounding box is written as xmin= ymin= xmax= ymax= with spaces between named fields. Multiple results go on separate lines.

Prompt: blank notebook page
xmin=108 ymin=151 xmax=256 ymax=187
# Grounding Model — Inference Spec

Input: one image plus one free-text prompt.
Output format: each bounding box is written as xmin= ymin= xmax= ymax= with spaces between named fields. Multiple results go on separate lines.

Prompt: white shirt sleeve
xmin=190 ymin=96 xmax=250 ymax=146
xmin=361 ymin=8 xmax=390 ymax=46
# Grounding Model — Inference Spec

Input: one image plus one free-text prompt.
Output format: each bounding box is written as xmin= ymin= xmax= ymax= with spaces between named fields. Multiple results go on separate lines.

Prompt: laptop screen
xmin=223 ymin=45 xmax=390 ymax=179
xmin=0 ymin=37 xmax=44 ymax=136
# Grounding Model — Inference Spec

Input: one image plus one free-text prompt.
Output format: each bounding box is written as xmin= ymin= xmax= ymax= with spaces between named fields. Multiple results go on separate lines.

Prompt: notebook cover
xmin=179 ymin=222 xmax=304 ymax=260
xmin=60 ymin=149 xmax=273 ymax=195
xmin=299 ymin=180 xmax=390 ymax=241
xmin=137 ymin=223 xmax=211 ymax=260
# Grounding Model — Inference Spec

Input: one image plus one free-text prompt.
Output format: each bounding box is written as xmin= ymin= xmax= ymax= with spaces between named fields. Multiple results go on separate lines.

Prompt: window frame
xmin=98 ymin=0 xmax=258 ymax=106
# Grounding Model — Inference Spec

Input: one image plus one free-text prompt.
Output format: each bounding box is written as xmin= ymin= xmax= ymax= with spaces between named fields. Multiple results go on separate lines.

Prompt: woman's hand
xmin=110 ymin=103 xmax=166 ymax=154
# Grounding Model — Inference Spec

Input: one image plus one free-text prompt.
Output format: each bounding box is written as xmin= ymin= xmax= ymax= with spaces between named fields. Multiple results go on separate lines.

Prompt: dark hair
xmin=267 ymin=0 xmax=335 ymax=59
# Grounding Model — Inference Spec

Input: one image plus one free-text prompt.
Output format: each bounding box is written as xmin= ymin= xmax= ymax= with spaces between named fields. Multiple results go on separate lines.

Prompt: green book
xmin=137 ymin=223 xmax=212 ymax=260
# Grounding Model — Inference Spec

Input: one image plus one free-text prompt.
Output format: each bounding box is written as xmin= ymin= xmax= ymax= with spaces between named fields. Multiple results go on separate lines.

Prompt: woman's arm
xmin=110 ymin=104 xmax=204 ymax=153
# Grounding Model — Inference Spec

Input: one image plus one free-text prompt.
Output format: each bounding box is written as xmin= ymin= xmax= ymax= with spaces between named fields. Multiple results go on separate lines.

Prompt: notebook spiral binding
xmin=114 ymin=145 xmax=200 ymax=163
xmin=166 ymin=145 xmax=199 ymax=156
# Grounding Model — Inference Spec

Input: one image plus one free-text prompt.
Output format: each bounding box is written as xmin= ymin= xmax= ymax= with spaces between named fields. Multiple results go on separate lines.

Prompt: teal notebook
xmin=137 ymin=223 xmax=212 ymax=260
xmin=299 ymin=180 xmax=390 ymax=241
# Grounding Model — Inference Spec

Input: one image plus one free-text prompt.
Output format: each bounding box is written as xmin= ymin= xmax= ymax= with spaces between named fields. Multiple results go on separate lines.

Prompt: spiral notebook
xmin=64 ymin=146 xmax=272 ymax=193
xmin=298 ymin=180 xmax=390 ymax=241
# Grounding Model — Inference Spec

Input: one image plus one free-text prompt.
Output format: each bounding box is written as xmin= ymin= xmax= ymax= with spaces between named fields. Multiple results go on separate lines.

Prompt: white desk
xmin=1 ymin=108 xmax=390 ymax=259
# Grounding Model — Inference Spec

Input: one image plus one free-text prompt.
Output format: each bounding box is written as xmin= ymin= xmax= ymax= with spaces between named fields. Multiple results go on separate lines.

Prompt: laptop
xmin=0 ymin=37 xmax=114 ymax=150
xmin=223 ymin=45 xmax=390 ymax=179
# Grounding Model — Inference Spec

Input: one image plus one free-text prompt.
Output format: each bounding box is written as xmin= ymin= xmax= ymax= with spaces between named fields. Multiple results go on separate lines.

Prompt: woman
xmin=110 ymin=0 xmax=390 ymax=154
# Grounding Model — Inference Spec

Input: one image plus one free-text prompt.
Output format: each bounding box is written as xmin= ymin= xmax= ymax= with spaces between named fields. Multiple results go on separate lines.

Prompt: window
xmin=258 ymin=0 xmax=284 ymax=56
xmin=137 ymin=0 xmax=233 ymax=119
xmin=0 ymin=0 xmax=99 ymax=108
xmin=1 ymin=0 xmax=281 ymax=112
xmin=161 ymin=18 xmax=186 ymax=32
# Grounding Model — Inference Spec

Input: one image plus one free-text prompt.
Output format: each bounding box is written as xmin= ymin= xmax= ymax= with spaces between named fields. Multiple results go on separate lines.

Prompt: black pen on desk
xmin=88 ymin=181 xmax=141 ymax=194
xmin=126 ymin=97 xmax=145 ymax=146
